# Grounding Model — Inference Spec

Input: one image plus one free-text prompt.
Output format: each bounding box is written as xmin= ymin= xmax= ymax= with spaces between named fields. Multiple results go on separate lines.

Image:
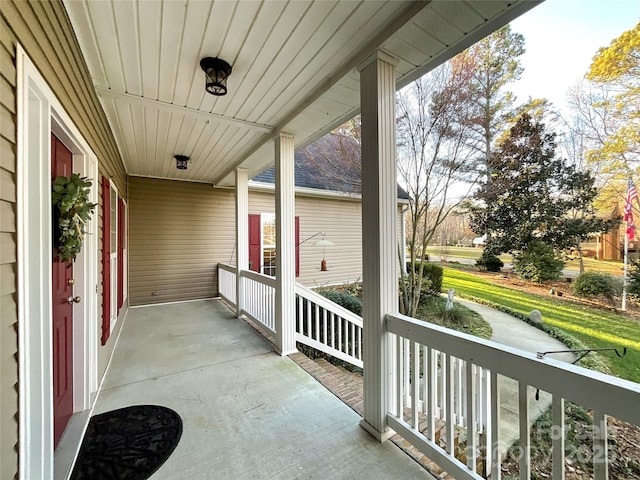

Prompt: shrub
xmin=411 ymin=261 xmax=444 ymax=293
xmin=476 ymin=251 xmax=504 ymax=272
xmin=573 ymin=271 xmax=622 ymax=305
xmin=317 ymin=289 xmax=362 ymax=315
xmin=513 ymin=242 xmax=564 ymax=283
xmin=628 ymin=260 xmax=640 ymax=298
xmin=399 ymin=274 xmax=433 ymax=309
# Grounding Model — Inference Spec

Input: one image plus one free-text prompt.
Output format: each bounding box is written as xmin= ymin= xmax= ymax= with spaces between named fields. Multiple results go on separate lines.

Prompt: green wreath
xmin=52 ymin=173 xmax=97 ymax=264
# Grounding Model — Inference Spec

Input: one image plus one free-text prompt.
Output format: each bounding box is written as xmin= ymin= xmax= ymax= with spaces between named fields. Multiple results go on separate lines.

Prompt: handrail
xmin=218 ymin=262 xmax=235 ymax=273
xmin=240 ymin=269 xmax=277 ymax=288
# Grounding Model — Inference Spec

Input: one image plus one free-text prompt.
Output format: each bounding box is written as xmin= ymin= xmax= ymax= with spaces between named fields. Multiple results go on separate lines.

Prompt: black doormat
xmin=71 ymin=404 xmax=183 ymax=480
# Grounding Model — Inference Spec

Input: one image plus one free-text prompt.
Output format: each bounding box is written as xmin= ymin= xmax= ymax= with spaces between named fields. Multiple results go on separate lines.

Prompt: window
xmin=101 ymin=177 xmax=128 ymax=344
xmin=262 ymin=213 xmax=276 ymax=276
xmin=249 ymin=213 xmax=299 ymax=277
xmin=109 ymin=185 xmax=117 ymax=329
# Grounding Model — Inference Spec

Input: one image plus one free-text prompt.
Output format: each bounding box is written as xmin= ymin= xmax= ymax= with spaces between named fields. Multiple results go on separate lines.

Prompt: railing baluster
xmin=466 ymin=361 xmax=477 ymax=472
xmin=396 ymin=334 xmax=403 ymax=418
xmin=593 ymin=411 xmax=608 ymax=480
xmin=427 ymin=346 xmax=435 ymax=441
xmin=330 ymin=313 xmax=335 ymax=349
xmin=552 ymin=395 xmax=565 ymax=479
xmin=403 ymin=339 xmax=410 ymax=407
xmin=306 ymin=299 xmax=311 ymax=337
xmin=422 ymin=345 xmax=428 ymax=414
xmin=439 ymin=351 xmax=445 ymax=421
xmin=314 ymin=304 xmax=320 ymax=341
xmin=338 ymin=317 xmax=343 ymax=353
xmin=350 ymin=322 xmax=355 ymax=357
xmin=518 ymin=382 xmax=530 ymax=480
xmin=411 ymin=341 xmax=419 ymax=429
xmin=357 ymin=326 xmax=362 ymax=360
xmin=491 ymin=371 xmax=501 ymax=480
xmin=269 ymin=287 xmax=274 ymax=329
xmin=344 ymin=318 xmax=349 ymax=355
xmin=446 ymin=354 xmax=454 ymax=455
xmin=458 ymin=358 xmax=464 ymax=426
xmin=322 ymin=308 xmax=327 ymax=345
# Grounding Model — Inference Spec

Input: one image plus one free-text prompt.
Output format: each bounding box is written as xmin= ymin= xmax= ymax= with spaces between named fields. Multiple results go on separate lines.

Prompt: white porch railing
xmin=399 ymin=342 xmax=491 ymax=432
xmin=217 ymin=263 xmax=364 ymax=367
xmin=294 ymin=283 xmax=364 ymax=368
xmin=386 ymin=312 xmax=640 ymax=480
xmin=217 ymin=263 xmax=236 ymax=305
xmin=241 ymin=270 xmax=276 ymax=334
xmin=217 ymin=263 xmax=275 ymax=334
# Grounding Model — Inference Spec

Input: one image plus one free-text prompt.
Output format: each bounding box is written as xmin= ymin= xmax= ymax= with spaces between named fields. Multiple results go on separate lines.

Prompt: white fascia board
xmin=248 ymin=180 xmax=410 ymax=204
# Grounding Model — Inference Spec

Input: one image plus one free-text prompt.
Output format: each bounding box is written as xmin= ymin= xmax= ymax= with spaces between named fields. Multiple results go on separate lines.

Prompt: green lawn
xmin=427 ymin=246 xmax=624 ymax=275
xmin=442 ymin=267 xmax=640 ymax=383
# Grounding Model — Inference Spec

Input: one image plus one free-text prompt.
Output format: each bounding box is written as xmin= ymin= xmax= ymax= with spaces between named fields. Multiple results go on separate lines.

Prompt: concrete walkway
xmin=456 ymin=298 xmax=575 ymax=458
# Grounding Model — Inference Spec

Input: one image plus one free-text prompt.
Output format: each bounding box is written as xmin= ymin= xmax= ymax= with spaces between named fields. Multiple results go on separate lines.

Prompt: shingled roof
xmin=252 ymin=134 xmax=409 ymax=200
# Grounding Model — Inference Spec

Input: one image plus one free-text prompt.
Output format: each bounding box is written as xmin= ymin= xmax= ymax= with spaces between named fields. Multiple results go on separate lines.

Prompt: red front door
xmin=51 ymin=134 xmax=74 ymax=447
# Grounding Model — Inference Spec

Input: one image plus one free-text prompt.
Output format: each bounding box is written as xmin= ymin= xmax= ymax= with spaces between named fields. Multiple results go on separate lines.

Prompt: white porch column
xmin=275 ymin=133 xmax=297 ymax=355
xmin=358 ymin=50 xmax=398 ymax=441
xmin=235 ymin=168 xmax=249 ymax=317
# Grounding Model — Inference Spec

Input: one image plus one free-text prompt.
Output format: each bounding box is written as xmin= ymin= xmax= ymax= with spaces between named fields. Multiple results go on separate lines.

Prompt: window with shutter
xmin=101 ymin=177 xmax=111 ymax=345
xmin=247 ymin=213 xmax=300 ymax=277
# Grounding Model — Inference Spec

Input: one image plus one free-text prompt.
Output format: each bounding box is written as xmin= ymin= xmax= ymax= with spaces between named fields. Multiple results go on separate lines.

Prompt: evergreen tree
xmin=471 ymin=114 xmax=616 ymax=261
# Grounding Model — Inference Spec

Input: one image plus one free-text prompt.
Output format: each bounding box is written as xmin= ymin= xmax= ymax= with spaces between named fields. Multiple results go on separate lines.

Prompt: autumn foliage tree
xmin=586 ymin=20 xmax=640 ymax=177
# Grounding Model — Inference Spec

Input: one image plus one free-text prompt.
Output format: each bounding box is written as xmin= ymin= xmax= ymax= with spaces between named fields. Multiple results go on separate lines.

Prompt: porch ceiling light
xmin=175 ymin=155 xmax=190 ymax=170
xmin=200 ymin=57 xmax=232 ymax=96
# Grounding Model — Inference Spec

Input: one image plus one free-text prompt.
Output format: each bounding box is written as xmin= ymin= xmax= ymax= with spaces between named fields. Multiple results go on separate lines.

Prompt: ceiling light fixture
xmin=175 ymin=155 xmax=190 ymax=170
xmin=200 ymin=57 xmax=232 ymax=96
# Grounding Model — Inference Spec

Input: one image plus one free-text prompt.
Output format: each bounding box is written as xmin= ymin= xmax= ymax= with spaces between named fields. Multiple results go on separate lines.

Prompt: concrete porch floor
xmin=93 ymin=299 xmax=433 ymax=479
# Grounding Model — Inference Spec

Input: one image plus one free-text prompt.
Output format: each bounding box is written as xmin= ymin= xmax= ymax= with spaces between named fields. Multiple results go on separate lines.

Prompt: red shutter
xmin=248 ymin=214 xmax=261 ymax=272
xmin=295 ymin=216 xmax=300 ymax=277
xmin=101 ymin=177 xmax=111 ymax=345
xmin=117 ymin=198 xmax=125 ymax=312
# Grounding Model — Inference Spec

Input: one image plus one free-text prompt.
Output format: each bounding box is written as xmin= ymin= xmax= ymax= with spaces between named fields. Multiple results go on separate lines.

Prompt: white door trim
xmin=16 ymin=44 xmax=99 ymax=480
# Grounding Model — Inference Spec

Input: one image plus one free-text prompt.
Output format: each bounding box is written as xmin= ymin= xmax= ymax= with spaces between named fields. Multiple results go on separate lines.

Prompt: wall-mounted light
xmin=175 ymin=155 xmax=190 ymax=170
xmin=200 ymin=57 xmax=232 ymax=96
xmin=298 ymin=232 xmax=335 ymax=271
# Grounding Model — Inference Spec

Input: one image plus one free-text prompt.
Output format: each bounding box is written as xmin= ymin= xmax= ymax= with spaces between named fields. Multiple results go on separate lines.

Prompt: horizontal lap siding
xmin=129 ymin=178 xmax=236 ymax=305
xmin=1 ymin=2 xmax=128 ymax=475
xmin=248 ymin=191 xmax=404 ymax=287
xmin=129 ymin=181 xmax=405 ymax=306
xmin=0 ymin=12 xmax=18 ymax=480
xmin=296 ymin=196 xmax=364 ymax=287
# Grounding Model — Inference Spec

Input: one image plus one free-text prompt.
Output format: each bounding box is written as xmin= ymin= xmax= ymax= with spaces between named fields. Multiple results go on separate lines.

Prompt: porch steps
xmin=290 ymin=352 xmax=455 ymax=480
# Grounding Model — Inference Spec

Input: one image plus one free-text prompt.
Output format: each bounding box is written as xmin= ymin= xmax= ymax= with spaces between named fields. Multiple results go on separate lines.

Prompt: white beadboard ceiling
xmin=64 ymin=0 xmax=541 ymax=187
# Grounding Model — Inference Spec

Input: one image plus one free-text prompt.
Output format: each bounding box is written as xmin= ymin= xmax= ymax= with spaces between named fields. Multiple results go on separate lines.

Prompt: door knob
xmin=68 ymin=296 xmax=81 ymax=304
xmin=67 ymin=278 xmax=75 ymax=286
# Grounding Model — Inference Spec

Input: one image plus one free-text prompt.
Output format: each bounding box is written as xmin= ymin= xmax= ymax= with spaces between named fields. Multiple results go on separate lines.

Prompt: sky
xmin=509 ymin=0 xmax=640 ymax=114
